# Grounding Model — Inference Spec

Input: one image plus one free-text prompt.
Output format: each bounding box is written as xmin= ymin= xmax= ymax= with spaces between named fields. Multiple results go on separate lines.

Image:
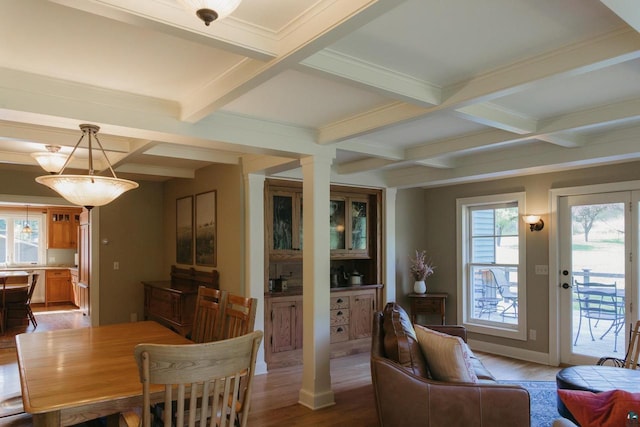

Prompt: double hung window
xmin=457 ymin=193 xmax=527 ymax=340
xmin=0 ymin=210 xmax=45 ymax=266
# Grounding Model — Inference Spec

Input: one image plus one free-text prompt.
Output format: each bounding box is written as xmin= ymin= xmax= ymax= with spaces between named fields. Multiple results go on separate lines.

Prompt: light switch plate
xmin=535 ymin=265 xmax=548 ymax=275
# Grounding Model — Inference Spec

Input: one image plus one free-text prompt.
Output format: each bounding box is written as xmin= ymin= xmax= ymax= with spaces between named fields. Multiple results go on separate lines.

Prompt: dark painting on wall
xmin=196 ymin=190 xmax=216 ymax=267
xmin=176 ymin=196 xmax=193 ymax=265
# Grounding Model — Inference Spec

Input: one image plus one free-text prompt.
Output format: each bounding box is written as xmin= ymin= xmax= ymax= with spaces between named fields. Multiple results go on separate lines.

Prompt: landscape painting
xmin=176 ymin=196 xmax=193 ymax=265
xmin=196 ymin=190 xmax=216 ymax=267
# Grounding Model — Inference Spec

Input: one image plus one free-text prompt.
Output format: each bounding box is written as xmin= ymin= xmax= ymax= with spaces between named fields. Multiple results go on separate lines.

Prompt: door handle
xmin=562 ymin=283 xmax=571 ymax=289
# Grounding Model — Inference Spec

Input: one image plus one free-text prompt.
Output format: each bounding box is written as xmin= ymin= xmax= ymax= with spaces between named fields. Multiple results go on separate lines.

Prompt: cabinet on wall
xmin=45 ymin=269 xmax=72 ymax=306
xmin=266 ymin=185 xmax=303 ymax=260
xmin=47 ymin=208 xmax=81 ymax=249
xmin=265 ymin=285 xmax=382 ymax=369
xmin=329 ymin=194 xmax=370 ymax=258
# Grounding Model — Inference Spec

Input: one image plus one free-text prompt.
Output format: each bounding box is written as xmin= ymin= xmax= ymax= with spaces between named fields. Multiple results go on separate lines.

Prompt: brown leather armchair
xmin=371 ymin=303 xmax=531 ymax=426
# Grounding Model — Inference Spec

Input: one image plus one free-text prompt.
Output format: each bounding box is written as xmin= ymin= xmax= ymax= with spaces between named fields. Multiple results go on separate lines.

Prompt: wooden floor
xmin=0 ymin=309 xmax=561 ymax=426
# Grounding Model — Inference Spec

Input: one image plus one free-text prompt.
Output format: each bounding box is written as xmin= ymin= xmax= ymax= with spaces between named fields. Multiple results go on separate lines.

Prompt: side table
xmin=408 ymin=292 xmax=448 ymax=325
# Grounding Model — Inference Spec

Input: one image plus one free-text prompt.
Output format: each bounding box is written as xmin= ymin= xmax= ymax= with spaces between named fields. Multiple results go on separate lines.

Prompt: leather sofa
xmin=371 ymin=302 xmax=531 ymax=426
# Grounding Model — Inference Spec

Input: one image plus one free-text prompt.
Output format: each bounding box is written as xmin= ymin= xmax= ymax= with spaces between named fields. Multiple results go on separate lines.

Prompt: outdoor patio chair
xmin=573 ymin=281 xmax=625 ymax=352
xmin=597 ymin=320 xmax=640 ymax=369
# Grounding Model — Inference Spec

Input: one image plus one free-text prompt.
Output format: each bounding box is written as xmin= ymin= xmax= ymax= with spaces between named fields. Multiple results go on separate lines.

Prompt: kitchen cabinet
xmin=70 ymin=268 xmax=89 ymax=315
xmin=45 ymin=269 xmax=72 ymax=306
xmin=329 ymin=195 xmax=369 ymax=258
xmin=265 ymin=285 xmax=382 ymax=369
xmin=47 ymin=208 xmax=81 ymax=249
xmin=266 ymin=187 xmax=303 ymax=260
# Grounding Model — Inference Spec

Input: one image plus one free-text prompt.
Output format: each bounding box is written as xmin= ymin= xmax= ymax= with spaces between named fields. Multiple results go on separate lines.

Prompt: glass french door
xmin=559 ymin=191 xmax=638 ymax=365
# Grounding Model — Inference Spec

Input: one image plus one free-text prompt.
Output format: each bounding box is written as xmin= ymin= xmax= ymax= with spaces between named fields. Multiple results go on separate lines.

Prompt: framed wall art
xmin=195 ymin=190 xmax=217 ymax=267
xmin=176 ymin=195 xmax=193 ymax=265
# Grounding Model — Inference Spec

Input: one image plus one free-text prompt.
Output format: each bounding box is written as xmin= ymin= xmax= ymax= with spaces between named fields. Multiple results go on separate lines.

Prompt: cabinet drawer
xmin=330 ymin=296 xmax=349 ymax=310
xmin=47 ymin=270 xmax=70 ymax=278
xmin=330 ymin=325 xmax=349 ymax=343
xmin=413 ymin=298 xmax=441 ymax=312
xmin=330 ymin=308 xmax=349 ymax=326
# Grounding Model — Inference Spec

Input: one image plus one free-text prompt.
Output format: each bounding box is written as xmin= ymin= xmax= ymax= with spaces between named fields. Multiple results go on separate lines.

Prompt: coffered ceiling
xmin=1 ymin=0 xmax=639 ymax=188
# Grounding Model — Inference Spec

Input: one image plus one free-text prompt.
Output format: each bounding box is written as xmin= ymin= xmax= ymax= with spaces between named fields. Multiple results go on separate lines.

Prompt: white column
xmin=383 ymin=187 xmax=397 ymax=305
xmin=298 ymin=154 xmax=335 ymax=409
xmin=243 ymin=173 xmax=267 ymax=374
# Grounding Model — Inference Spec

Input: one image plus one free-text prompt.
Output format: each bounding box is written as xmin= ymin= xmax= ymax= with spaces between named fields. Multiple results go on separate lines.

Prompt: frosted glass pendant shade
xmin=36 ymin=175 xmax=138 ymax=209
xmin=178 ymin=0 xmax=241 ymax=25
xmin=31 ymin=145 xmax=67 ymax=173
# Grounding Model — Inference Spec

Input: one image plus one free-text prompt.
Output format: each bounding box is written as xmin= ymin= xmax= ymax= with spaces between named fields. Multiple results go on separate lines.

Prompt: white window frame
xmin=0 ymin=211 xmax=47 ymax=267
xmin=457 ymin=192 xmax=527 ymax=340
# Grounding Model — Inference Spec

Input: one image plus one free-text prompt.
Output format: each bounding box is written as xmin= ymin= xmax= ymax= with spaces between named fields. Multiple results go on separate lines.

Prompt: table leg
xmin=33 ymin=411 xmax=60 ymax=427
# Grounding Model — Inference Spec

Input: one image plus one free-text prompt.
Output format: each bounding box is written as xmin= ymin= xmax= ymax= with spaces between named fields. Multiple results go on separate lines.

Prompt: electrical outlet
xmin=529 ymin=329 xmax=537 ymax=340
xmin=535 ymin=265 xmax=549 ymax=275
xmin=113 ymin=261 xmax=119 ymax=270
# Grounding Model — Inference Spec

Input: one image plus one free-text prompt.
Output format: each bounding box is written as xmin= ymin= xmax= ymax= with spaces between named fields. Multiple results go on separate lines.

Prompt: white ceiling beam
xmin=317 ymin=28 xmax=640 ymax=144
xmin=537 ymin=133 xmax=586 ymax=148
xmin=405 ymin=129 xmax=523 ymax=161
xmin=115 ymin=163 xmax=195 ymax=179
xmin=241 ymin=154 xmax=300 ymax=175
xmin=454 ymin=103 xmax=537 ymax=134
xmin=336 ymin=158 xmax=397 ymax=175
xmin=334 ymin=139 xmax=405 ymax=160
xmin=143 ymin=144 xmax=240 ymax=165
xmin=300 ymin=49 xmax=441 ymax=107
xmin=180 ymin=0 xmax=406 ymax=122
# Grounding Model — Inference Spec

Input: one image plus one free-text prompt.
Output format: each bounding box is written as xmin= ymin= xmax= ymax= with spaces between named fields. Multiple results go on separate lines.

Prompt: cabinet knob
xmin=337 ymin=298 xmax=343 ymax=304
xmin=337 ymin=310 xmax=343 ymax=316
xmin=337 ymin=327 xmax=343 ymax=332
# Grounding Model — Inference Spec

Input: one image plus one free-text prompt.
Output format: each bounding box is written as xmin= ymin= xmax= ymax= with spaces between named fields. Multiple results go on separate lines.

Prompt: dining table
xmin=15 ymin=320 xmax=192 ymax=426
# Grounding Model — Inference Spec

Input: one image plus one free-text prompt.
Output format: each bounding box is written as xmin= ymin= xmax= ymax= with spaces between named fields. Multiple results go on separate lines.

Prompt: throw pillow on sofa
xmin=382 ymin=302 xmax=429 ymax=377
xmin=414 ymin=324 xmax=478 ymax=383
xmin=558 ymin=389 xmax=640 ymax=427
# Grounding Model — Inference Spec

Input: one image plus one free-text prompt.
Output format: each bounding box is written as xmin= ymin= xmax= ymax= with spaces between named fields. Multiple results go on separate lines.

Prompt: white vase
xmin=413 ymin=280 xmax=426 ymax=294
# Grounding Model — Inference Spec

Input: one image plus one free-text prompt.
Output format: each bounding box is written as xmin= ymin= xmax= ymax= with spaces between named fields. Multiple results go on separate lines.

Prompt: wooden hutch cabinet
xmin=264 ymin=179 xmax=383 ymax=370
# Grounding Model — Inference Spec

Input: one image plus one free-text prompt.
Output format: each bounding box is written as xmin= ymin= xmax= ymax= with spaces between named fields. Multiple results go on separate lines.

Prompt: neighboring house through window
xmin=0 ymin=210 xmax=45 ymax=266
xmin=457 ymin=192 xmax=527 ymax=340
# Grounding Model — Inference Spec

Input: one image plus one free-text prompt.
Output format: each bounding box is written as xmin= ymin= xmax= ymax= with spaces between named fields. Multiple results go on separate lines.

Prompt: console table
xmin=142 ymin=266 xmax=219 ymax=336
xmin=408 ymin=292 xmax=448 ymax=325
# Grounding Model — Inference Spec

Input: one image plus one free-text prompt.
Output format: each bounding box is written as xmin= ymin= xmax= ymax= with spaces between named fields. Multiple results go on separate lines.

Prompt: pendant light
xmin=35 ymin=124 xmax=139 ymax=210
xmin=22 ymin=205 xmax=32 ymax=235
xmin=177 ymin=0 xmax=241 ymax=26
xmin=31 ymin=145 xmax=67 ymax=174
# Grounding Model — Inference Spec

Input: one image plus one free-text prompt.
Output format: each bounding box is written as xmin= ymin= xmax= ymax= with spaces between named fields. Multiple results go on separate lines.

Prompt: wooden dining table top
xmin=15 ymin=321 xmax=191 ymax=419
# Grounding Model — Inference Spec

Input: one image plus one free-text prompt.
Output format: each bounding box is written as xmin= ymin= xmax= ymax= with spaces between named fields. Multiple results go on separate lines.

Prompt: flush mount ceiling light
xmin=177 ymin=0 xmax=241 ymax=26
xmin=522 ymin=214 xmax=544 ymax=232
xmin=35 ymin=124 xmax=138 ymax=210
xmin=31 ymin=145 xmax=67 ymax=174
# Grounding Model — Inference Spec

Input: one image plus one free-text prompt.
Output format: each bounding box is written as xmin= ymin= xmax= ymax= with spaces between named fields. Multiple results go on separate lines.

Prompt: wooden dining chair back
xmin=190 ymin=287 xmax=228 ymax=343
xmin=0 ymin=278 xmax=7 ymax=335
xmin=134 ymin=330 xmax=263 ymax=427
xmin=219 ymin=294 xmax=257 ymax=340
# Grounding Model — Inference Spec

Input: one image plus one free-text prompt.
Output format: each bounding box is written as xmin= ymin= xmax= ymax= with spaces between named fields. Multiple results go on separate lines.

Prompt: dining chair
xmin=219 ymin=294 xmax=258 ymax=340
xmin=0 ymin=277 xmax=7 ymax=335
xmin=134 ymin=330 xmax=263 ymax=427
xmin=190 ymin=286 xmax=228 ymax=343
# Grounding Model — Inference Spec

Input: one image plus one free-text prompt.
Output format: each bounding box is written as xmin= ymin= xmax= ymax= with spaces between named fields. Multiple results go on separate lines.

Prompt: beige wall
xmin=163 ymin=164 xmax=245 ymax=295
xmin=98 ymin=180 xmax=164 ymax=325
xmin=400 ymin=160 xmax=640 ymax=353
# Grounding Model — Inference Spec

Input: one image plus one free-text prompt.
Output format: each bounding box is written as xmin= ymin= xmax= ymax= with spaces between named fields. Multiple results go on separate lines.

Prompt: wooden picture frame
xmin=195 ymin=190 xmax=216 ymax=267
xmin=176 ymin=196 xmax=193 ymax=265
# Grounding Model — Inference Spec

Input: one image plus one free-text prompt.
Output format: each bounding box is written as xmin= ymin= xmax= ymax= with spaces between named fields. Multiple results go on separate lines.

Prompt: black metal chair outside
xmin=573 ymin=281 xmax=625 ymax=352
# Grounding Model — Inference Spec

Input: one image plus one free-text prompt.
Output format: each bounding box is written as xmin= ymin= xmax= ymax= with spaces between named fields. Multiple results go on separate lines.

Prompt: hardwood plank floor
xmin=0 ymin=309 xmax=561 ymax=426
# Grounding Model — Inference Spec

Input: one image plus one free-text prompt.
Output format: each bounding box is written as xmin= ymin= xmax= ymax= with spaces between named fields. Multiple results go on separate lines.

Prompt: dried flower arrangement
xmin=409 ymin=250 xmax=435 ymax=281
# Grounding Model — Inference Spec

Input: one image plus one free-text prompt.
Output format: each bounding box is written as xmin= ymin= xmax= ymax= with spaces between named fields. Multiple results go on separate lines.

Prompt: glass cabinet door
xmin=270 ymin=190 xmax=302 ymax=256
xmin=351 ymin=200 xmax=368 ymax=251
xmin=330 ymin=199 xmax=346 ymax=251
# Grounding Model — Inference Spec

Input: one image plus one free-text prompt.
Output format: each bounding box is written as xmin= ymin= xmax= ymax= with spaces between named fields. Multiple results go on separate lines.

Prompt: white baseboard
xmin=468 ymin=338 xmax=555 ymax=366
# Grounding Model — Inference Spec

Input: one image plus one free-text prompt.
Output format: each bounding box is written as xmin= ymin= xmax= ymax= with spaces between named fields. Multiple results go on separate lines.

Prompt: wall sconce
xmin=522 ymin=215 xmax=544 ymax=232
